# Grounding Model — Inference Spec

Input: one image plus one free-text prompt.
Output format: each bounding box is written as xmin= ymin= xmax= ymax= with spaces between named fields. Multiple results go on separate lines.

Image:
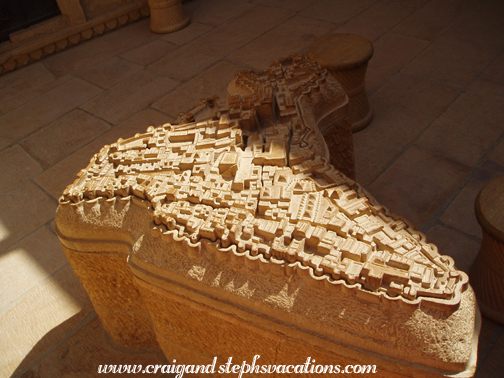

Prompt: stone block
xmin=56 ymin=55 xmax=479 ymax=378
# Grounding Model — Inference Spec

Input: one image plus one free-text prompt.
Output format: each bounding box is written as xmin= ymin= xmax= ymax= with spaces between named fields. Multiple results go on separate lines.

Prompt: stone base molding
xmin=0 ymin=2 xmax=150 ymax=75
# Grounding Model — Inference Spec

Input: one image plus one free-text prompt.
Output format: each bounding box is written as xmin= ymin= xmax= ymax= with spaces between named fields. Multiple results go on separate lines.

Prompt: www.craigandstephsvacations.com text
xmin=97 ymin=356 xmax=377 ymax=376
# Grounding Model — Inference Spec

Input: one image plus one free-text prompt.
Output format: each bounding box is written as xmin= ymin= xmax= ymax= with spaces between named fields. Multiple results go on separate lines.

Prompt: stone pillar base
xmin=471 ymin=175 xmax=504 ymax=324
xmin=148 ymin=0 xmax=189 ymax=33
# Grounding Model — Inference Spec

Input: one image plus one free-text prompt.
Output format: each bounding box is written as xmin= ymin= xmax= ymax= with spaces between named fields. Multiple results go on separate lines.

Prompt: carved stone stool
xmin=470 ymin=175 xmax=504 ymax=324
xmin=308 ymin=33 xmax=374 ymax=132
xmin=148 ymin=0 xmax=189 ymax=33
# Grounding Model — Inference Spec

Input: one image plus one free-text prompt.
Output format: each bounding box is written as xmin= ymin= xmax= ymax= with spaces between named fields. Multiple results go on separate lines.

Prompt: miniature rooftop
xmin=1 ymin=0 xmax=504 ymax=377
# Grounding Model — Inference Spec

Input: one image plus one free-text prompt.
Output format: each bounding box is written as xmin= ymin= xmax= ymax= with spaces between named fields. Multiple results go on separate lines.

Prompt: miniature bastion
xmin=55 ymin=54 xmax=480 ymax=378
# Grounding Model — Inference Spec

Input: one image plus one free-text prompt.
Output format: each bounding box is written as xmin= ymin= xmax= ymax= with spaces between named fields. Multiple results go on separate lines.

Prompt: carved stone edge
xmin=57 ymin=179 xmax=471 ymax=311
xmin=0 ymin=2 xmax=150 ymax=75
xmin=55 ymin=193 xmax=480 ymax=376
xmin=129 ymin=255 xmax=482 ymax=378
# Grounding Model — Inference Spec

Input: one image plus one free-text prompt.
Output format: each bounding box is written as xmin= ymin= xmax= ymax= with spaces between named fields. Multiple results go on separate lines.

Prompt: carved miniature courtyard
xmin=2 ymin=1 xmax=504 ymax=378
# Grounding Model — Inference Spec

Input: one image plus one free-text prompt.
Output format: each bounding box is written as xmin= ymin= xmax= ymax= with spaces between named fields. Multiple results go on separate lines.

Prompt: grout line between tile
xmin=13 ymin=103 xmax=113 ymax=171
xmin=420 ymin=128 xmax=504 ymax=235
xmin=31 ymin=177 xmax=61 ymax=206
xmin=364 ymin=20 xmax=504 ymax=189
xmin=473 ymin=49 xmax=504 ymax=84
xmin=434 ymin=220 xmax=483 ymax=243
xmin=297 ymin=0 xmax=377 ymax=26
xmin=364 ymin=89 xmax=465 ymax=193
xmin=366 ymin=32 xmax=438 ymax=97
xmin=0 ymin=81 xmax=96 ymax=154
xmin=17 ymin=142 xmax=48 ymax=172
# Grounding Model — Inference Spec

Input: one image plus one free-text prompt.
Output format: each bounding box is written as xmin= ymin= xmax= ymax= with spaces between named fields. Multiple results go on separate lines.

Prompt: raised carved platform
xmin=56 ymin=55 xmax=479 ymax=378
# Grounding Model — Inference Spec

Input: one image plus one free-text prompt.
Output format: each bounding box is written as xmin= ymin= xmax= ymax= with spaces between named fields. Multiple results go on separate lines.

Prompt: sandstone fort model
xmin=56 ymin=55 xmax=480 ymax=378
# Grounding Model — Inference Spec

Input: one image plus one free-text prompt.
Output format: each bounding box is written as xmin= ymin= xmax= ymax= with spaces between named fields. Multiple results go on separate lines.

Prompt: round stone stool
xmin=470 ymin=175 xmax=504 ymax=324
xmin=148 ymin=0 xmax=189 ymax=34
xmin=308 ymin=33 xmax=374 ymax=132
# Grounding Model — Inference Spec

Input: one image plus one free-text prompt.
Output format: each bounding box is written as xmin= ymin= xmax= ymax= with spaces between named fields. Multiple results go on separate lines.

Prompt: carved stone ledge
xmin=0 ymin=3 xmax=150 ymax=76
xmin=55 ymin=55 xmax=479 ymax=377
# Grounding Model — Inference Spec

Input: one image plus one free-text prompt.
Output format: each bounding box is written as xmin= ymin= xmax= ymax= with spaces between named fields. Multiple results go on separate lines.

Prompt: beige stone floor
xmin=1 ymin=0 xmax=504 ymax=377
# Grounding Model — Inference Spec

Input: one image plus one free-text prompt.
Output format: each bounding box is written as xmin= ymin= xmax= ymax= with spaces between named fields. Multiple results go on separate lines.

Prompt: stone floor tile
xmin=415 ymin=80 xmax=504 ymax=166
xmin=401 ymin=35 xmax=501 ymax=88
xmin=367 ymin=146 xmax=471 ymax=229
xmin=74 ymin=56 xmax=144 ymax=89
xmin=392 ymin=0 xmax=480 ymax=41
xmin=0 ymin=226 xmax=66 ymax=312
xmin=228 ymin=16 xmax=336 ymax=70
xmin=0 ymin=265 xmax=94 ymax=377
xmin=475 ymin=328 xmax=504 ymax=378
xmin=335 ymin=1 xmax=413 ymax=42
xmin=300 ymin=0 xmax=378 ymax=24
xmin=484 ymin=137 xmax=504 ymax=172
xmin=253 ymin=0 xmax=317 ymax=11
xmin=0 ymin=75 xmax=72 ymax=114
xmin=0 ymin=181 xmax=57 ymax=252
xmin=154 ymin=60 xmax=242 ymax=118
xmin=119 ymin=40 xmax=178 ymax=66
xmin=425 ymin=224 xmax=480 ymax=273
xmin=0 ymin=79 xmax=102 ymax=150
xmin=80 ymin=70 xmax=179 ymax=125
xmin=366 ymin=33 xmax=429 ymax=93
xmin=354 ymin=73 xmax=460 ymax=187
xmin=21 ymin=109 xmax=112 ymax=168
xmin=480 ymin=51 xmax=504 ymax=86
xmin=0 ymin=62 xmax=54 ymax=103
xmin=35 ymin=109 xmax=172 ymax=200
xmin=160 ymin=22 xmax=213 ymax=45
xmin=49 ymin=220 xmax=57 ymax=236
xmin=387 ymin=0 xmax=430 ymax=8
xmin=0 ymin=145 xmax=42 ymax=194
xmin=477 ymin=317 xmax=504 ymax=364
xmin=440 ymin=167 xmax=502 ymax=239
xmin=183 ymin=0 xmax=253 ymax=27
xmin=446 ymin=1 xmax=504 ymax=47
xmin=43 ymin=19 xmax=159 ymax=77
xmin=15 ymin=317 xmax=168 ymax=378
xmin=149 ymin=5 xmax=294 ymax=82
xmin=475 ymin=317 xmax=504 ymax=378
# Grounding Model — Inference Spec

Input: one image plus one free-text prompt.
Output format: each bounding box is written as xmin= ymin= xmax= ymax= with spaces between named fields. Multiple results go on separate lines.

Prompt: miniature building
xmin=56 ymin=56 xmax=480 ymax=378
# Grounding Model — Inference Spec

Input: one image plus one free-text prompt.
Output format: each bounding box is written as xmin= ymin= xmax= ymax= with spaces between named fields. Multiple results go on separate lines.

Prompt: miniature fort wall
xmin=55 ymin=55 xmax=480 ymax=377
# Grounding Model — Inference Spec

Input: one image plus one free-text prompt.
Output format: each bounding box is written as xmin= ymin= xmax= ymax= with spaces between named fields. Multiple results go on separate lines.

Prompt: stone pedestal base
xmin=471 ymin=175 xmax=504 ymax=324
xmin=148 ymin=0 xmax=189 ymax=33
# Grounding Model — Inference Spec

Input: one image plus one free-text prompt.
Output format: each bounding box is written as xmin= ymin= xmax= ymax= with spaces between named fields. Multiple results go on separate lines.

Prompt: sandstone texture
xmin=56 ymin=55 xmax=479 ymax=377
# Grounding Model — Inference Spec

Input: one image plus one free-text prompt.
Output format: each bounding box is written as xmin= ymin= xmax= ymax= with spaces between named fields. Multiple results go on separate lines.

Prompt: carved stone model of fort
xmin=56 ymin=55 xmax=480 ymax=378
